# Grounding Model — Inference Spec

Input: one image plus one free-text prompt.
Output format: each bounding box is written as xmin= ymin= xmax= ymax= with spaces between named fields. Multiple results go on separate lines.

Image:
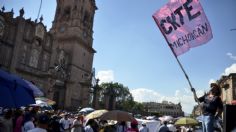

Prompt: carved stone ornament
xmin=0 ymin=16 xmax=5 ymax=38
xmin=35 ymin=24 xmax=45 ymax=40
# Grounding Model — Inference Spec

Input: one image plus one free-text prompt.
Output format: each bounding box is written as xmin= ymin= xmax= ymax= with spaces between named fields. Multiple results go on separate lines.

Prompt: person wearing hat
xmin=192 ymin=83 xmax=223 ymax=132
xmin=139 ymin=122 xmax=149 ymax=132
xmin=28 ymin=113 xmax=49 ymax=132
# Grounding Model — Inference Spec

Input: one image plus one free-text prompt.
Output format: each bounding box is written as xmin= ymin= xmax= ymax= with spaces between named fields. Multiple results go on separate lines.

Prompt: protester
xmin=91 ymin=119 xmax=99 ymax=132
xmin=158 ymin=121 xmax=169 ymax=132
xmin=167 ymin=121 xmax=177 ymax=132
xmin=60 ymin=113 xmax=71 ymax=132
xmin=192 ymin=83 xmax=223 ymax=132
xmin=99 ymin=120 xmax=116 ymax=132
xmin=98 ymin=120 xmax=106 ymax=132
xmin=13 ymin=109 xmax=24 ymax=132
xmin=48 ymin=115 xmax=60 ymax=132
xmin=23 ymin=113 xmax=35 ymax=132
xmin=180 ymin=126 xmax=187 ymax=132
xmin=0 ymin=109 xmax=13 ymax=132
xmin=116 ymin=121 xmax=127 ymax=132
xmin=186 ymin=126 xmax=193 ymax=132
xmin=139 ymin=122 xmax=149 ymax=132
xmin=84 ymin=119 xmax=95 ymax=132
xmin=28 ymin=113 xmax=49 ymax=132
xmin=127 ymin=120 xmax=138 ymax=132
xmin=71 ymin=115 xmax=84 ymax=132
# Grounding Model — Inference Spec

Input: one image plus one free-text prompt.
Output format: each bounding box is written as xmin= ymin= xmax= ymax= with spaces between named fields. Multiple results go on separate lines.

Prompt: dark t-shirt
xmin=198 ymin=95 xmax=223 ymax=115
xmin=158 ymin=125 xmax=169 ymax=132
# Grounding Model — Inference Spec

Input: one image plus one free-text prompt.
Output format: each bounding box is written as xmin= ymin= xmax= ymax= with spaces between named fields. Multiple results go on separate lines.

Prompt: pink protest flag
xmin=153 ymin=0 xmax=213 ymax=56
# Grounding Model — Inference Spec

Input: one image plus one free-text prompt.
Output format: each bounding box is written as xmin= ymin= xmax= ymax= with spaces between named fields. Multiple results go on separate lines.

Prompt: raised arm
xmin=191 ymin=88 xmax=199 ymax=103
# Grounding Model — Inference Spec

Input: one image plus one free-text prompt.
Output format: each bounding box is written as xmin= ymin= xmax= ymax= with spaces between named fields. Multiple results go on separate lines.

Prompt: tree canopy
xmin=97 ymin=82 xmax=143 ymax=113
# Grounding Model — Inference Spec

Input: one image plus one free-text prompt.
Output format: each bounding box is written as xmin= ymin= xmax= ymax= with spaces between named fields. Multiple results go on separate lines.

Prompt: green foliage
xmin=98 ymin=82 xmax=144 ymax=113
xmin=149 ymin=112 xmax=160 ymax=117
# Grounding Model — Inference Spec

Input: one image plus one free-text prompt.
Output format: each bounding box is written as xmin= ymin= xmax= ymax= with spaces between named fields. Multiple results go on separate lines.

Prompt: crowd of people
xmin=0 ymin=106 xmax=83 ymax=132
xmin=0 ymin=106 xmax=150 ymax=132
xmin=0 ymin=83 xmax=225 ymax=132
xmin=0 ymin=106 xmax=195 ymax=132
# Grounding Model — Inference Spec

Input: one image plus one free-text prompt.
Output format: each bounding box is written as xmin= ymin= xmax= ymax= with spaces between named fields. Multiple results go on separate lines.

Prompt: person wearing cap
xmin=139 ymin=122 xmax=149 ymax=132
xmin=192 ymin=83 xmax=223 ymax=132
xmin=28 ymin=114 xmax=49 ymax=132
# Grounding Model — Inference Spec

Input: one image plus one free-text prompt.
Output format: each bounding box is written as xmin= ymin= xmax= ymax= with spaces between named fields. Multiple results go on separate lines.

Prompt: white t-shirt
xmin=23 ymin=121 xmax=35 ymax=132
xmin=139 ymin=126 xmax=149 ymax=132
xmin=167 ymin=124 xmax=177 ymax=132
xmin=59 ymin=118 xmax=71 ymax=131
xmin=28 ymin=127 xmax=47 ymax=132
xmin=84 ymin=125 xmax=94 ymax=132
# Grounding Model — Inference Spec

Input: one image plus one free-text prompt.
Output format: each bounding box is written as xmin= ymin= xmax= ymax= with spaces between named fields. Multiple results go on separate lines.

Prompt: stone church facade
xmin=0 ymin=0 xmax=97 ymax=110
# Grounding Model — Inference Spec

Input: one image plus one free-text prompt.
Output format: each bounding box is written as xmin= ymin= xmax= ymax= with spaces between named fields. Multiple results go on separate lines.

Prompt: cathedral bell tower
xmin=50 ymin=0 xmax=97 ymax=110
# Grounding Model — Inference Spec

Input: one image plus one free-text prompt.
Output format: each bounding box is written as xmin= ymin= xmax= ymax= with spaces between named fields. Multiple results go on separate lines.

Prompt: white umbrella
xmin=79 ymin=107 xmax=95 ymax=113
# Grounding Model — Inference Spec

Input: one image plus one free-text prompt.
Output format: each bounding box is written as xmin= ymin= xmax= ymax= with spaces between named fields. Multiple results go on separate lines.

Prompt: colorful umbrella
xmin=35 ymin=97 xmax=56 ymax=105
xmin=24 ymin=80 xmax=44 ymax=97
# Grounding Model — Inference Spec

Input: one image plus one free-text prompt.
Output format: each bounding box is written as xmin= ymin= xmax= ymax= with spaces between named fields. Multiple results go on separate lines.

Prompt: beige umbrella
xmin=100 ymin=110 xmax=135 ymax=121
xmin=85 ymin=109 xmax=108 ymax=120
xmin=175 ymin=117 xmax=199 ymax=126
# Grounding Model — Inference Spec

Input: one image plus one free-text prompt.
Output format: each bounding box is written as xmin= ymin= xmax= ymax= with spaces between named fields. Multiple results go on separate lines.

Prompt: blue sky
xmin=1 ymin=0 xmax=236 ymax=113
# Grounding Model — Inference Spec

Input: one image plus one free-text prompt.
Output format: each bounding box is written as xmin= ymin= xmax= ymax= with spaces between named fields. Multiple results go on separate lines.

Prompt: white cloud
xmin=222 ymin=63 xmax=236 ymax=76
xmin=130 ymin=88 xmax=162 ymax=102
xmin=226 ymin=52 xmax=236 ymax=61
xmin=96 ymin=70 xmax=114 ymax=84
xmin=130 ymin=88 xmax=204 ymax=114
xmin=95 ymin=70 xmax=208 ymax=114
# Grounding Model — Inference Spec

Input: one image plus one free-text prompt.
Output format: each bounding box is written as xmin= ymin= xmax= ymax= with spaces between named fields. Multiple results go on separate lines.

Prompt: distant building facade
xmin=0 ymin=0 xmax=97 ymax=110
xmin=143 ymin=101 xmax=184 ymax=117
xmin=218 ymin=73 xmax=236 ymax=104
xmin=192 ymin=105 xmax=201 ymax=116
xmin=192 ymin=73 xmax=236 ymax=116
